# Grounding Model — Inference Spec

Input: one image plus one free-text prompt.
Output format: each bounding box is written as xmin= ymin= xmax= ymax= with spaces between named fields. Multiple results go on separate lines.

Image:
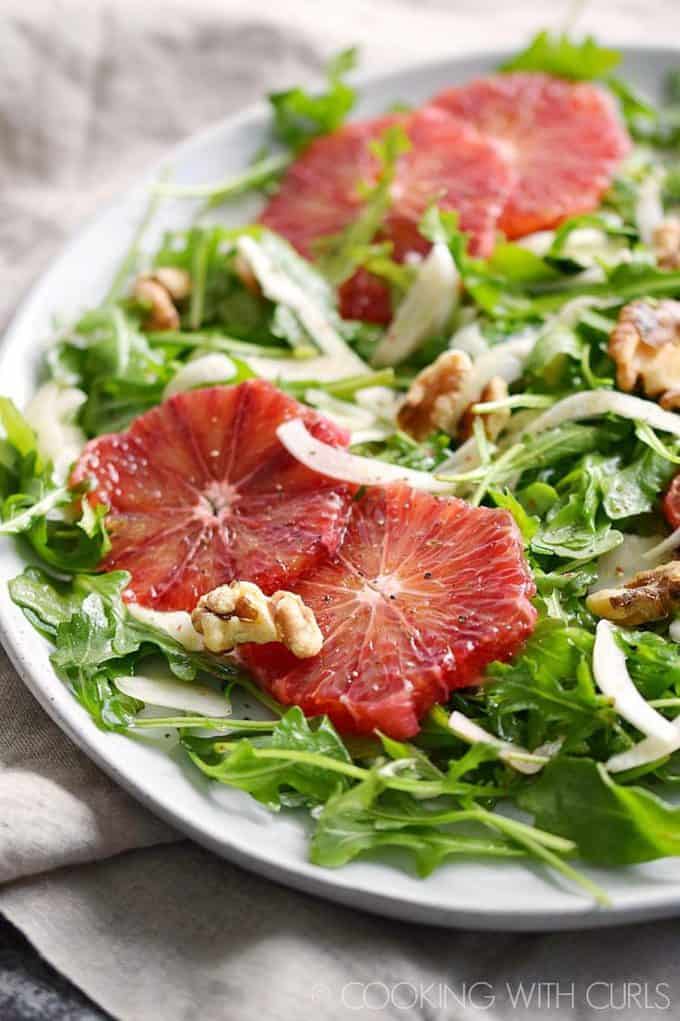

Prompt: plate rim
xmin=4 ymin=43 xmax=680 ymax=932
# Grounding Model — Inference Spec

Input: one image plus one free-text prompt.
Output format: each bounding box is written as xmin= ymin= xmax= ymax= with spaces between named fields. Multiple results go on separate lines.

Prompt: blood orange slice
xmin=245 ymin=483 xmax=536 ymax=738
xmin=431 ymin=72 xmax=631 ymax=238
xmin=663 ymin=475 xmax=680 ymax=530
xmin=260 ymin=107 xmax=515 ymax=322
xmin=70 ymin=381 xmax=355 ymax=610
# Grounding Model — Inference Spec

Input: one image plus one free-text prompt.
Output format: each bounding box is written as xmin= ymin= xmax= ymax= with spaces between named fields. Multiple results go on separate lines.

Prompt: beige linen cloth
xmin=3 ymin=2 xmax=680 ymax=1018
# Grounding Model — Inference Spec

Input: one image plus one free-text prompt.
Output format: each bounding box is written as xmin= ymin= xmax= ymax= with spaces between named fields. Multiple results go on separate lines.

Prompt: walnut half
xmin=397 ymin=349 xmax=510 ymax=442
xmin=133 ymin=267 xmax=192 ymax=332
xmin=586 ymin=561 xmax=680 ymax=626
xmin=458 ymin=375 xmax=510 ymax=442
xmin=397 ymin=349 xmax=471 ymax=441
xmin=653 ymin=217 xmax=680 ymax=270
xmin=192 ymin=581 xmax=323 ymax=659
xmin=608 ymin=298 xmax=680 ymax=410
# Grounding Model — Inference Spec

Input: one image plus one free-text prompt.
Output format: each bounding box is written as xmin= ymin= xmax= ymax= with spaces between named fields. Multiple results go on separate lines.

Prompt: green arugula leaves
xmin=9 ymin=567 xmax=239 ymax=730
xmin=270 ymin=48 xmax=359 ymax=154
xmin=0 ymin=399 xmax=108 ymax=571
xmin=500 ymin=31 xmax=621 ymax=81
xmin=519 ymin=758 xmax=680 ymax=865
xmin=485 ymin=618 xmax=614 ymax=748
xmin=315 ymin=124 xmax=411 ymax=287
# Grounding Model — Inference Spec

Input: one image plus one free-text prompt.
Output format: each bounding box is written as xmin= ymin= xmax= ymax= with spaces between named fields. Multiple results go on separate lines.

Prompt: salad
xmin=7 ymin=32 xmax=680 ymax=905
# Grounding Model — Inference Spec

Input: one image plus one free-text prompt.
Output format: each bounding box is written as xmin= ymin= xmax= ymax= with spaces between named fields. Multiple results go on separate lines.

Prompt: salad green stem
xmin=483 ymin=813 xmax=611 ymax=906
xmin=153 ymin=153 xmax=291 ymax=206
xmin=146 ymin=331 xmax=300 ymax=359
xmin=131 ymin=716 xmax=277 ymax=731
xmin=224 ymin=746 xmax=505 ymax=798
xmin=106 ymin=186 xmax=164 ymax=304
xmin=371 ymin=805 xmax=576 ymax=853
xmin=285 ymin=368 xmax=396 ymax=399
xmin=471 ymin=394 xmax=555 ymax=413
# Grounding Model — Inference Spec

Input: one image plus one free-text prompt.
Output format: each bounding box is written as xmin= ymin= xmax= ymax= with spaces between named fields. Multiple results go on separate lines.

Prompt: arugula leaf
xmin=310 ymin=774 xmax=522 ymax=874
xmin=530 ymin=454 xmax=627 ymax=562
xmin=54 ymin=307 xmax=170 ymax=435
xmin=0 ymin=486 xmax=71 ymax=535
xmin=533 ymin=565 xmax=597 ymax=627
xmin=269 ymin=48 xmax=358 ymax=154
xmin=547 ymin=212 xmax=635 ymax=272
xmin=487 ymin=242 xmax=558 ymax=285
xmin=518 ymin=757 xmax=680 ymax=865
xmin=351 ymin=430 xmax=451 ymax=471
xmin=616 ymin=629 xmax=680 ymax=700
xmin=500 ymin=31 xmax=620 ymax=81
xmin=488 ymin=487 xmax=538 ymax=542
xmin=524 ymin=323 xmax=585 ymax=390
xmin=8 ymin=567 xmax=239 ymax=729
xmin=484 ymin=617 xmax=614 ymax=747
xmin=531 ymin=497 xmax=622 ymax=561
xmin=8 ymin=566 xmax=84 ymax=637
xmin=183 ymin=707 xmax=353 ymax=809
xmin=315 ymin=124 xmax=411 ymax=286
xmin=309 ymin=767 xmax=596 ymax=890
xmin=600 ymin=444 xmax=675 ymax=520
xmin=0 ymin=399 xmax=109 ymax=571
xmin=344 ymin=241 xmax=415 ymax=295
xmin=621 ymin=66 xmax=680 ymax=147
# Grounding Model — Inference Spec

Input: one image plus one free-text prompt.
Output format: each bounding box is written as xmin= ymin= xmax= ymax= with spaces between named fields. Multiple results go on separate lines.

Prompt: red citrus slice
xmin=244 ymin=483 xmax=537 ymax=738
xmin=431 ymin=72 xmax=631 ymax=238
xmin=261 ymin=113 xmax=399 ymax=262
xmin=70 ymin=381 xmax=355 ymax=610
xmin=260 ymin=107 xmax=515 ymax=322
xmin=663 ymin=475 xmax=680 ymax=530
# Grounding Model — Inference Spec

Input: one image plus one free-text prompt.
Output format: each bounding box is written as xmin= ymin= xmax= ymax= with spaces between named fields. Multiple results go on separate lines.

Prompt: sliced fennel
xmin=513 ymin=230 xmax=555 ymax=256
xmin=635 ymin=170 xmax=665 ymax=245
xmin=448 ymin=320 xmax=489 ymax=358
xmin=443 ymin=336 xmax=535 ymax=430
xmin=530 ymin=390 xmax=680 ymax=439
xmin=373 ymin=243 xmax=458 ymax=367
xmin=644 ymin=527 xmax=680 ymax=561
xmin=127 ymin=603 xmax=205 ymax=652
xmin=593 ymin=620 xmax=678 ymax=744
xmin=557 ymin=227 xmax=630 ymax=269
xmin=115 ymin=674 xmax=231 ymax=717
xmin=236 ymin=234 xmax=367 ymax=380
xmin=304 ymin=389 xmax=392 ymax=444
xmin=448 ymin=712 xmax=559 ymax=776
xmin=24 ymin=382 xmax=87 ymax=483
xmin=430 ymin=336 xmax=537 ymax=477
xmin=164 ymin=353 xmax=236 ymax=397
xmin=277 ymin=418 xmax=454 ymax=491
xmin=606 ymin=720 xmax=680 ymax=774
xmin=592 ymin=534 xmax=667 ymax=591
xmin=354 ymin=385 xmax=401 ymax=421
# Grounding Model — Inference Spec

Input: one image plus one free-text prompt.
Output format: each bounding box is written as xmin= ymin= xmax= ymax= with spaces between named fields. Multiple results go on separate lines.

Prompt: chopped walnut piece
xmin=234 ymin=252 xmax=261 ymax=296
xmin=586 ymin=561 xmax=680 ymax=626
xmin=608 ymin=298 xmax=680 ymax=407
xmin=653 ymin=217 xmax=680 ymax=270
xmin=191 ymin=581 xmax=323 ymax=659
xmin=152 ymin=266 xmax=192 ymax=301
xmin=397 ymin=349 xmax=472 ymax=441
xmin=458 ymin=375 xmax=510 ymax=442
xmin=133 ymin=267 xmax=191 ymax=332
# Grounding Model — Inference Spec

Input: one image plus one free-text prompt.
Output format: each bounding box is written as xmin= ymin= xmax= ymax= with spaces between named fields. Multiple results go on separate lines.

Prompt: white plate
xmin=2 ymin=46 xmax=680 ymax=931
